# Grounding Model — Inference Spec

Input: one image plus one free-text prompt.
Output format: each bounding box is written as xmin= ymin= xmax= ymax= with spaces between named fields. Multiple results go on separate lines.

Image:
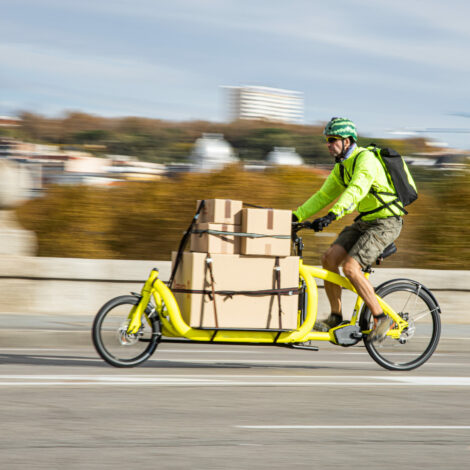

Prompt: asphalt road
xmin=0 ymin=327 xmax=469 ymax=470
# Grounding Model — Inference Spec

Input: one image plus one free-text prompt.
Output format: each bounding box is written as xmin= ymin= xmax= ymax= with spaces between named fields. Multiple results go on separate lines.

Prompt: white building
xmin=190 ymin=133 xmax=239 ymax=171
xmin=266 ymin=147 xmax=304 ymax=166
xmin=223 ymin=85 xmax=304 ymax=124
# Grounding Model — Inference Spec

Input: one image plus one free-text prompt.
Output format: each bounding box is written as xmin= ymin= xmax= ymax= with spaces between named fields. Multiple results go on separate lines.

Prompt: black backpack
xmin=339 ymin=144 xmax=418 ymax=219
xmin=371 ymin=145 xmax=418 ymax=207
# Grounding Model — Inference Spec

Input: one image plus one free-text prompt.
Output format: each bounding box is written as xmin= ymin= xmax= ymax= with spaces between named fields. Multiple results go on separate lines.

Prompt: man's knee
xmin=322 ymin=244 xmax=346 ymax=270
xmin=342 ymin=256 xmax=362 ymax=279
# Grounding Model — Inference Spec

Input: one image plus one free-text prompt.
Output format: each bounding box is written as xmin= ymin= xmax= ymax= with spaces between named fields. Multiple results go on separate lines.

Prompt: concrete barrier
xmin=0 ymin=256 xmax=468 ymax=324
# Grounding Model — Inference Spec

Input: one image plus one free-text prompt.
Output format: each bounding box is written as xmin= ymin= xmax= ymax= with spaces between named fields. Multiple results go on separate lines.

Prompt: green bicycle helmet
xmin=324 ymin=117 xmax=357 ymax=141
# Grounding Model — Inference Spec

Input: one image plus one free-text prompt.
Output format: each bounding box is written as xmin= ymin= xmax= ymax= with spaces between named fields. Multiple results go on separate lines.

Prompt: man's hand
xmin=312 ymin=212 xmax=336 ymax=232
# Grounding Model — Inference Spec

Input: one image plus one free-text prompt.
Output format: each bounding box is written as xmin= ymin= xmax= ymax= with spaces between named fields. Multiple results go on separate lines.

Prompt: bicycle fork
xmin=127 ymin=268 xmax=160 ymax=335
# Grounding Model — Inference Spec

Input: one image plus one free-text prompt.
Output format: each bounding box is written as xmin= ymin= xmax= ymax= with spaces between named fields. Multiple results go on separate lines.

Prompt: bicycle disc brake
xmin=118 ymin=321 xmax=143 ymax=346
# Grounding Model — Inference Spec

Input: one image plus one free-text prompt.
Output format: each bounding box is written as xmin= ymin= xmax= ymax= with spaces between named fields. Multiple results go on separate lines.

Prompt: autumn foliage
xmin=16 ymin=165 xmax=470 ymax=269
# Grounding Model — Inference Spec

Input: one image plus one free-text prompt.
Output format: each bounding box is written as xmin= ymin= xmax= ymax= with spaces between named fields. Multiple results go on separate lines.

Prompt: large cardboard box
xmin=171 ymin=252 xmax=299 ymax=329
xmin=240 ymin=208 xmax=292 ymax=256
xmin=197 ymin=199 xmax=243 ymax=225
xmin=190 ymin=223 xmax=241 ymax=254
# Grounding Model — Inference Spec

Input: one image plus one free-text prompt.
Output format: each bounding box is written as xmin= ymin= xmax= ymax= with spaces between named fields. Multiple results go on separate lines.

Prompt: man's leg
xmin=342 ymin=255 xmax=382 ymax=316
xmin=321 ymin=244 xmax=348 ymax=316
xmin=342 ymin=254 xmax=393 ymax=342
xmin=343 ymin=217 xmax=403 ymax=320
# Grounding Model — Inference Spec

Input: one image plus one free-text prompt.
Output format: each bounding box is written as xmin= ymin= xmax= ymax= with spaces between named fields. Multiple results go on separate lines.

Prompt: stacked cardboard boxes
xmin=172 ymin=199 xmax=299 ymax=330
xmin=190 ymin=199 xmax=243 ymax=254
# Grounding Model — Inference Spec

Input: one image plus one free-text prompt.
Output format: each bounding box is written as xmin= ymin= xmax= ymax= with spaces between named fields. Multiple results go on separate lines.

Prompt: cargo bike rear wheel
xmin=92 ymin=295 xmax=161 ymax=367
xmin=360 ymin=280 xmax=441 ymax=371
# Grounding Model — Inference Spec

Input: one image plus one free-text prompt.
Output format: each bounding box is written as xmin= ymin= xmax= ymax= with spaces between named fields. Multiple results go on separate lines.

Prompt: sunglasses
xmin=325 ymin=136 xmax=343 ymax=143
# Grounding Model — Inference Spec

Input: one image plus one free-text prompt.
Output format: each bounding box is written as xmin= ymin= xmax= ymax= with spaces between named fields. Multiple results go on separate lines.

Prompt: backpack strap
xmin=355 ymin=189 xmax=407 ymax=221
xmin=338 ymin=150 xmax=363 ymax=186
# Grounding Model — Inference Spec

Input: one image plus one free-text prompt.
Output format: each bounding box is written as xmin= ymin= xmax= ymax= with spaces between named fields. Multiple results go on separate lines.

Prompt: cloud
xmin=449 ymin=112 xmax=470 ymax=119
xmin=0 ymin=41 xmax=215 ymax=118
xmin=0 ymin=41 xmax=205 ymax=88
xmin=17 ymin=0 xmax=469 ymax=73
xmin=2 ymin=0 xmax=470 ymax=146
xmin=5 ymin=1 xmax=470 ymax=75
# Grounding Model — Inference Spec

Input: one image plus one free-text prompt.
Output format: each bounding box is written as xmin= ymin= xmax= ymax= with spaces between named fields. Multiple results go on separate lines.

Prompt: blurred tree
xmin=15 ymin=164 xmax=470 ymax=268
xmin=8 ymin=112 xmax=433 ymax=163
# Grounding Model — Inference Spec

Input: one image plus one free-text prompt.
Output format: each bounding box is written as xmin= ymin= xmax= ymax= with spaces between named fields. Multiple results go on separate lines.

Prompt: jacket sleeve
xmin=330 ymin=151 xmax=380 ymax=219
xmin=293 ymin=172 xmax=344 ymax=222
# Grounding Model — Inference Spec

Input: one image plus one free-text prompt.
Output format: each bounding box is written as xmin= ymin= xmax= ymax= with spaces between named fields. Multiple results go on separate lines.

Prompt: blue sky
xmin=1 ymin=0 xmax=470 ymax=149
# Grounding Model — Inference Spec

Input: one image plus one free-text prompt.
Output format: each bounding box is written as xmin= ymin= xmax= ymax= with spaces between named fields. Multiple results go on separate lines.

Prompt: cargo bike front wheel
xmin=92 ymin=295 xmax=161 ymax=368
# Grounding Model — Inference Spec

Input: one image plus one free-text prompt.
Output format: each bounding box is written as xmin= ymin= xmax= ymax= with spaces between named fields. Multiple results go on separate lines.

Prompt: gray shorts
xmin=333 ymin=217 xmax=403 ymax=268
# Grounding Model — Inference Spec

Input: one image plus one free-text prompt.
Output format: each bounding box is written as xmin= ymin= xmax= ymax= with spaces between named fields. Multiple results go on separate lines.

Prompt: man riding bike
xmin=293 ymin=117 xmax=408 ymax=343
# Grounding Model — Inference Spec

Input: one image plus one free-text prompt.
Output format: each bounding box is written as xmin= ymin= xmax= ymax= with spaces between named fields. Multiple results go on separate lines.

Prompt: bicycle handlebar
xmin=291 ymin=221 xmax=313 ymax=234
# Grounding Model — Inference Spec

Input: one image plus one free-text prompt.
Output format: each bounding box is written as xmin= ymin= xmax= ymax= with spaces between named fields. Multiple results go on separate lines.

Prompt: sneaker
xmin=313 ymin=321 xmax=329 ymax=332
xmin=369 ymin=315 xmax=393 ymax=343
xmin=313 ymin=313 xmax=343 ymax=332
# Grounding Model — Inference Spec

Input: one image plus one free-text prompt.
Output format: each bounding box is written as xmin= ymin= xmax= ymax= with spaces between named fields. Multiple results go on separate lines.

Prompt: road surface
xmin=0 ymin=326 xmax=469 ymax=469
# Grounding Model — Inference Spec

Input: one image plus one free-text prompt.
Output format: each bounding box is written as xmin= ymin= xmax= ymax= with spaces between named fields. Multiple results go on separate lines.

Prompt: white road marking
xmin=0 ymin=348 xmax=72 ymax=352
xmin=30 ymin=356 xmax=103 ymax=361
xmin=0 ymin=375 xmax=469 ymax=387
xmin=148 ymin=358 xmax=469 ymax=367
xmin=236 ymin=425 xmax=470 ymax=430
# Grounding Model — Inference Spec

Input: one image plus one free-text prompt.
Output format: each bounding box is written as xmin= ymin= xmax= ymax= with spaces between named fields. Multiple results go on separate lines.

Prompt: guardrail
xmin=0 ymin=257 xmax=468 ymax=323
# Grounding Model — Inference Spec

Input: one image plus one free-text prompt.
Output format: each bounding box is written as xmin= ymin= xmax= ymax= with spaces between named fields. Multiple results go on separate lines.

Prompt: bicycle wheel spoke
xmin=398 ymin=288 xmax=418 ymax=314
xmin=409 ymin=307 xmax=436 ymax=323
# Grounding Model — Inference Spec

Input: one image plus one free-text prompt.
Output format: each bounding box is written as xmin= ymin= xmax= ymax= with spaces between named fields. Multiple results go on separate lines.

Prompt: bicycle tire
xmin=360 ymin=280 xmax=441 ymax=371
xmin=92 ymin=295 xmax=161 ymax=368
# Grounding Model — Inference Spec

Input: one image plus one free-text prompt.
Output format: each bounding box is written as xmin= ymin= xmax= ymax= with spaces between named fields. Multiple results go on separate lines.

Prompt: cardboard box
xmin=171 ymin=252 xmax=299 ymax=329
xmin=190 ymin=223 xmax=241 ymax=254
xmin=197 ymin=199 xmax=243 ymax=225
xmin=240 ymin=208 xmax=292 ymax=256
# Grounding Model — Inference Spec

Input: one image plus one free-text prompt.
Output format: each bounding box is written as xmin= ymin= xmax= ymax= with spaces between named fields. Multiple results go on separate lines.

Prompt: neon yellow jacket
xmin=294 ymin=146 xmax=404 ymax=222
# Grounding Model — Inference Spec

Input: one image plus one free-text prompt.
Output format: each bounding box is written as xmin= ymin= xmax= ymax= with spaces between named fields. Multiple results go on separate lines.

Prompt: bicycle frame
xmin=126 ymin=259 xmax=409 ymax=345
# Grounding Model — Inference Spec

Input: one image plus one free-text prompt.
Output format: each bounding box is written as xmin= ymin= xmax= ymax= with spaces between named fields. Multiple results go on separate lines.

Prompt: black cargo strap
xmin=274 ymin=257 xmax=283 ymax=329
xmin=205 ymin=257 xmax=219 ymax=328
xmin=171 ymin=287 xmax=299 ymax=298
xmin=243 ymin=202 xmax=271 ymax=209
xmin=191 ymin=229 xmax=291 ymax=239
xmin=168 ymin=199 xmax=205 ymax=289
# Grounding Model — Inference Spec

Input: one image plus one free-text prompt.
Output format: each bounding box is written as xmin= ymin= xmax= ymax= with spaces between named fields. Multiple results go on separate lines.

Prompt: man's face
xmin=325 ymin=135 xmax=351 ymax=158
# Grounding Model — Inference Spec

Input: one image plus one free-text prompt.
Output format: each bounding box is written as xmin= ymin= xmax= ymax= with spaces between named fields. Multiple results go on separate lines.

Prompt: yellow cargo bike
xmin=92 ymin=202 xmax=441 ymax=371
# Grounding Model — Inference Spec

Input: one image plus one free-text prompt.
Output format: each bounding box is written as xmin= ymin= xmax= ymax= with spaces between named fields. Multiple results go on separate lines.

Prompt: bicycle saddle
xmin=376 ymin=243 xmax=397 ymax=265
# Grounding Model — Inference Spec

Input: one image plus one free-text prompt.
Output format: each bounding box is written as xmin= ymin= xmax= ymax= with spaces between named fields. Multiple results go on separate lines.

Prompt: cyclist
xmin=293 ymin=117 xmax=403 ymax=342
